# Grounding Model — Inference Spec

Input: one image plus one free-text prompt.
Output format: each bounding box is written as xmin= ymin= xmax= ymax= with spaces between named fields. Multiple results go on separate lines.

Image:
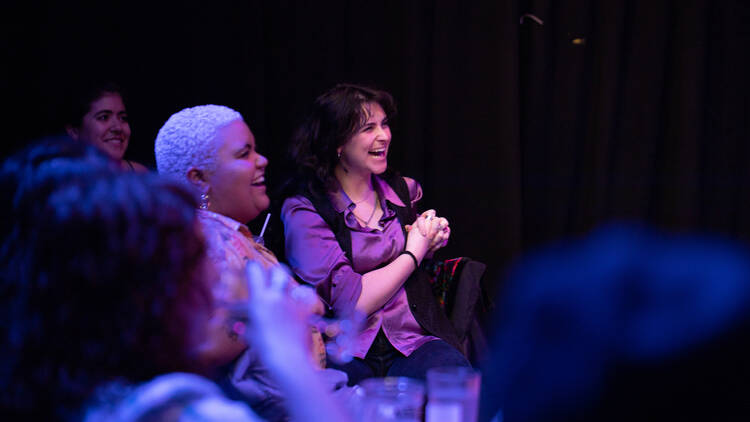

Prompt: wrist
xmin=400 ymin=250 xmax=420 ymax=270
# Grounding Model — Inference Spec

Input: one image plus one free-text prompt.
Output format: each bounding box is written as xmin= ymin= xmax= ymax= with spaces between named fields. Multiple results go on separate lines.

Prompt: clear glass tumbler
xmin=357 ymin=377 xmax=425 ymax=422
xmin=426 ymin=367 xmax=481 ymax=422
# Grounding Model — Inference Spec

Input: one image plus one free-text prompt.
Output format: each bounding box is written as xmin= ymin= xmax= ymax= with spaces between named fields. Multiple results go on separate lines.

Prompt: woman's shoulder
xmin=123 ymin=160 xmax=149 ymax=172
xmin=196 ymin=211 xmax=251 ymax=265
xmin=197 ymin=210 xmax=241 ymax=238
xmin=402 ymin=176 xmax=422 ymax=202
xmin=377 ymin=174 xmax=422 ymax=204
xmin=281 ymin=194 xmax=337 ymax=233
xmin=281 ymin=194 xmax=316 ymax=215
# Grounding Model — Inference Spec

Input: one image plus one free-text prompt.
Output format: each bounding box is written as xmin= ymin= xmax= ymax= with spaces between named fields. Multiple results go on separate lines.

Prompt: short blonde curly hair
xmin=154 ymin=105 xmax=243 ymax=179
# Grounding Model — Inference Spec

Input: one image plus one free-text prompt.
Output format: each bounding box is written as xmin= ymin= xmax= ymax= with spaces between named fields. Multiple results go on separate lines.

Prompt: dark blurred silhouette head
xmin=481 ymin=224 xmax=750 ymax=422
xmin=0 ymin=138 xmax=211 ymax=420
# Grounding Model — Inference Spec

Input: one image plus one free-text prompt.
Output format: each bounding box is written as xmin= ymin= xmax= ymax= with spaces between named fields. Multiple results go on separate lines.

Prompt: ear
xmin=187 ymin=168 xmax=209 ymax=193
xmin=65 ymin=125 xmax=80 ymax=140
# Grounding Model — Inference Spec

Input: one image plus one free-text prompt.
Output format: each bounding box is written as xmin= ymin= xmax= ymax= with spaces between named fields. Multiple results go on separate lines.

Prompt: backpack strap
xmin=305 ymin=190 xmax=354 ymax=263
xmin=382 ymin=171 xmax=417 ymax=233
xmin=302 ymin=172 xmax=413 ymax=263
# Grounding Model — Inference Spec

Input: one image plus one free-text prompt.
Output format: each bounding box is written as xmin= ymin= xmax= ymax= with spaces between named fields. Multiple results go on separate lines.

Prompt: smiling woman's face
xmin=337 ymin=102 xmax=391 ymax=178
xmin=204 ymin=120 xmax=270 ymax=224
xmin=69 ymin=93 xmax=131 ymax=161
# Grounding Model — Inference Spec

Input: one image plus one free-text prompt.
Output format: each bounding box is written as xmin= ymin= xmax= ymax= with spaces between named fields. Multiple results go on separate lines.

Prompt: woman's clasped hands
xmin=405 ymin=209 xmax=451 ymax=260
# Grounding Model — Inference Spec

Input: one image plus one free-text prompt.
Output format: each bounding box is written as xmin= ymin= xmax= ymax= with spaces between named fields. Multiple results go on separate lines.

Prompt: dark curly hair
xmin=0 ymin=139 xmax=210 ymax=420
xmin=0 ymin=136 xmax=117 ymax=241
xmin=285 ymin=83 xmax=396 ymax=200
xmin=62 ymin=80 xmax=127 ymax=128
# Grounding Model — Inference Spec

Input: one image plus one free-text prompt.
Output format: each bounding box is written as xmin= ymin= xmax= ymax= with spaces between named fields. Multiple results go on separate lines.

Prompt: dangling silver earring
xmin=200 ymin=193 xmax=210 ymax=210
xmin=337 ymin=150 xmax=342 ymax=160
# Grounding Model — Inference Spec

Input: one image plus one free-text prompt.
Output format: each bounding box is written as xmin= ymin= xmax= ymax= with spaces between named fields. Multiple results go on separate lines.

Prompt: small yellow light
xmin=572 ymin=37 xmax=586 ymax=45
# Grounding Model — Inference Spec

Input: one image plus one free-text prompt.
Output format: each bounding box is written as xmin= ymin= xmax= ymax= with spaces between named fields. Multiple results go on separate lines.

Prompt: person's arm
xmin=282 ymin=196 xmax=362 ymax=315
xmin=282 ymin=196 xmax=441 ymax=317
xmin=355 ymin=218 xmax=437 ymax=314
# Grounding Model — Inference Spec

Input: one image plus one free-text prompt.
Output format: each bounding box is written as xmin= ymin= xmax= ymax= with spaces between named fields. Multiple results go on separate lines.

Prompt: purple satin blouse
xmin=281 ymin=176 xmax=438 ymax=359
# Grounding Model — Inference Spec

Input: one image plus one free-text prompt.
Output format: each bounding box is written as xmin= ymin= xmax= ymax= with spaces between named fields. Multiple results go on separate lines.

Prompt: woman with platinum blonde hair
xmin=155 ymin=105 xmax=269 ymax=226
xmin=154 ymin=105 xmax=337 ymax=422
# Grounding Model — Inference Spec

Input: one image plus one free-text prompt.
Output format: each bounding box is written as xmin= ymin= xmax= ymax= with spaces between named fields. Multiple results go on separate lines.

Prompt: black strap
xmin=305 ymin=189 xmax=354 ymax=263
xmin=382 ymin=171 xmax=417 ymax=239
xmin=306 ymin=172 xmax=414 ymax=263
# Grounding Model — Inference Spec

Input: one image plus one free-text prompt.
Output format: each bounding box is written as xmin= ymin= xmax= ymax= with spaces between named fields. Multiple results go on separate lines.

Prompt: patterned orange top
xmin=197 ymin=209 xmax=325 ymax=369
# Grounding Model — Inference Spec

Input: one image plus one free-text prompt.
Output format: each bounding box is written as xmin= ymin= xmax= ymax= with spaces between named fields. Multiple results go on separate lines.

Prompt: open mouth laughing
xmin=368 ymin=147 xmax=387 ymax=157
xmin=251 ymin=175 xmax=265 ymax=187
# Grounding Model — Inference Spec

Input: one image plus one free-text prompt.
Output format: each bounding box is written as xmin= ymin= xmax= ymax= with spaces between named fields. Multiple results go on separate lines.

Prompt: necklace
xmin=349 ymin=189 xmax=374 ymax=205
xmin=352 ymin=192 xmax=379 ymax=226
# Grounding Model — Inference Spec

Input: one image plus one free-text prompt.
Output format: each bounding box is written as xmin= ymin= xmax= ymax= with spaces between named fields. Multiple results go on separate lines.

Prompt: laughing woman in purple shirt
xmin=281 ymin=84 xmax=471 ymax=385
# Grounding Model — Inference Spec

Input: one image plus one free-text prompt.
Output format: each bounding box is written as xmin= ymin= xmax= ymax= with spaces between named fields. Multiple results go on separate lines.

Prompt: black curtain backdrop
xmin=3 ymin=1 xmax=750 ymax=297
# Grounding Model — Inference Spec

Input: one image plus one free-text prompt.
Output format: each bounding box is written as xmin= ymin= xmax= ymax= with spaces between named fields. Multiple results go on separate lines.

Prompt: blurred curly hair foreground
xmin=0 ymin=139 xmax=210 ymax=420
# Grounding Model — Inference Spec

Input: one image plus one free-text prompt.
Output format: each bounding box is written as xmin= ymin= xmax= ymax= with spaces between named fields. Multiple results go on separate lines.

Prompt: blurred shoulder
xmin=83 ymin=373 xmax=261 ymax=422
xmin=123 ymin=160 xmax=149 ymax=172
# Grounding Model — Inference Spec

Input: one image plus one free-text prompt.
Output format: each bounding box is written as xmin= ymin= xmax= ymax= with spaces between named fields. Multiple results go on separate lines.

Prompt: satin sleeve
xmin=281 ymin=195 xmax=363 ymax=316
xmin=403 ymin=176 xmax=423 ymax=210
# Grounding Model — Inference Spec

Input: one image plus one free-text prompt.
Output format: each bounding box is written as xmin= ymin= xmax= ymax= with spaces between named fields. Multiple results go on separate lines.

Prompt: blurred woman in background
xmin=64 ymin=81 xmax=148 ymax=172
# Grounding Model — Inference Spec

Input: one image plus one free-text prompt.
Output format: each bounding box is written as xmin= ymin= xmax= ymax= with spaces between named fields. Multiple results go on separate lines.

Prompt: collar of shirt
xmin=197 ymin=209 xmax=278 ymax=265
xmin=198 ymin=209 xmax=247 ymax=233
xmin=329 ymin=175 xmax=406 ymax=230
xmin=328 ymin=175 xmax=407 ymax=214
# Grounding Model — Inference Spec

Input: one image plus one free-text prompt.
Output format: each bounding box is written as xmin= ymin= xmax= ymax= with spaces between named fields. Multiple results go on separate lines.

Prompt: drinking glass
xmin=357 ymin=377 xmax=425 ymax=422
xmin=426 ymin=367 xmax=481 ymax=422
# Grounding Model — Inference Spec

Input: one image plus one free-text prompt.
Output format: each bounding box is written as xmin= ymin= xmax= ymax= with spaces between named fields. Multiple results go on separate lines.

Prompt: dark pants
xmin=329 ymin=329 xmax=471 ymax=386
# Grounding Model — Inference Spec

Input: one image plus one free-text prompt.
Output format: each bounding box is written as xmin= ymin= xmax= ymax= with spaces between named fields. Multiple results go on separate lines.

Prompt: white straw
xmin=259 ymin=213 xmax=271 ymax=238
